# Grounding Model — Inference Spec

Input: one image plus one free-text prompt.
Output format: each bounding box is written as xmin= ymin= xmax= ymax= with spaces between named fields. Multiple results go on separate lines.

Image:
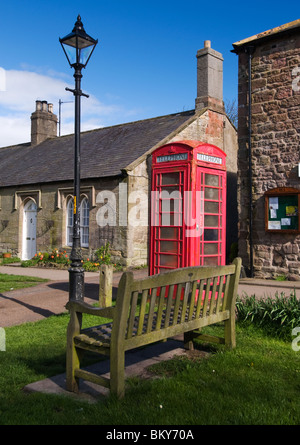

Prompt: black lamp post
xmin=60 ymin=16 xmax=98 ymax=301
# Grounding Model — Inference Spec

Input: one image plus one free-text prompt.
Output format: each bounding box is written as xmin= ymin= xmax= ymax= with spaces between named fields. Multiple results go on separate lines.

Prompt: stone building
xmin=0 ymin=42 xmax=237 ymax=266
xmin=232 ymin=19 xmax=300 ymax=279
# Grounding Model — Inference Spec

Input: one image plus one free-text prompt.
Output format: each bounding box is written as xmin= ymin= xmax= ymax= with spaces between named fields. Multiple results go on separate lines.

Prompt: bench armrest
xmin=66 ymin=300 xmax=114 ymax=319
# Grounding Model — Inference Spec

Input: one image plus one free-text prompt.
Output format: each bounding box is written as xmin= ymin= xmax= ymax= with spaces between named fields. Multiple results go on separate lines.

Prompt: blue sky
xmin=0 ymin=0 xmax=299 ymax=147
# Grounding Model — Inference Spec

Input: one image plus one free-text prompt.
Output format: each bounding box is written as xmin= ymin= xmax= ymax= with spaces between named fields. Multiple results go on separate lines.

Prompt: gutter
xmin=246 ymin=45 xmax=255 ymax=278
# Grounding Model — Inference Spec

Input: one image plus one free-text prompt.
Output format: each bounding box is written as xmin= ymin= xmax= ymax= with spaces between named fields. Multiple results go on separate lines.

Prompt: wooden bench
xmin=66 ymin=257 xmax=242 ymax=398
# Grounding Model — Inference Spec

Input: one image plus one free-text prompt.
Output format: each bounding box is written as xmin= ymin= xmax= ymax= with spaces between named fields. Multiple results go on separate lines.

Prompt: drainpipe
xmin=245 ymin=45 xmax=255 ymax=278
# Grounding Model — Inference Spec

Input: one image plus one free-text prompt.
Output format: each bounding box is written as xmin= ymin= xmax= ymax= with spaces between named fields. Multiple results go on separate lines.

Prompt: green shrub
xmin=236 ymin=290 xmax=300 ymax=339
xmin=94 ymin=242 xmax=111 ymax=265
xmin=21 ymin=259 xmax=39 ymax=267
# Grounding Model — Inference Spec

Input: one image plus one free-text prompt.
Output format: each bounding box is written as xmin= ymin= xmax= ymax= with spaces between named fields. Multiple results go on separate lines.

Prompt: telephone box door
xmin=150 ymin=167 xmax=189 ymax=275
xmin=196 ymin=167 xmax=226 ymax=266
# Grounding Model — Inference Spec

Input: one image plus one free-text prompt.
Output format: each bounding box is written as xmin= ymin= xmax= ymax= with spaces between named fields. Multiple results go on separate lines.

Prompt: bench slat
xmin=164 ymin=284 xmax=175 ymax=327
xmin=124 ymin=310 xmax=230 ymax=351
xmin=222 ymin=274 xmax=230 ymax=311
xmin=216 ymin=275 xmax=225 ymax=313
xmin=130 ymin=264 xmax=236 ymax=292
xmin=180 ymin=281 xmax=190 ymax=323
xmin=137 ymin=288 xmax=149 ymax=335
xmin=188 ymin=280 xmax=198 ymax=321
xmin=155 ymin=286 xmax=167 ymax=331
xmin=127 ymin=291 xmax=139 ymax=339
xmin=172 ymin=283 xmax=183 ymax=326
xmin=147 ymin=287 xmax=158 ymax=333
xmin=209 ymin=276 xmax=219 ymax=316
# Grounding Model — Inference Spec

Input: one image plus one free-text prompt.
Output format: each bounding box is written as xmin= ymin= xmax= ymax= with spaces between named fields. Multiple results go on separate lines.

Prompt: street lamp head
xmin=59 ymin=15 xmax=98 ymax=69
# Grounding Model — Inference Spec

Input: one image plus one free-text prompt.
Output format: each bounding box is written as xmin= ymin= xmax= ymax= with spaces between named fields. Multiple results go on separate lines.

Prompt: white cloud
xmin=0 ymin=68 xmax=126 ymax=147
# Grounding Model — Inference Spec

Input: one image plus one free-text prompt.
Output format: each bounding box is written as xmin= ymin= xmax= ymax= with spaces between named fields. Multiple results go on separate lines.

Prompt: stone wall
xmin=0 ymin=178 xmax=128 ymax=264
xmin=237 ymin=32 xmax=300 ymax=279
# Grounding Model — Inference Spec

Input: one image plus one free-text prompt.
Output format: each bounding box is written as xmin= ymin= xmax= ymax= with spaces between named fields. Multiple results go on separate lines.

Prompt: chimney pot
xmin=204 ymin=40 xmax=211 ymax=48
xmin=48 ymin=103 xmax=53 ymax=113
xmin=36 ymin=100 xmax=42 ymax=111
xmin=42 ymin=100 xmax=48 ymax=112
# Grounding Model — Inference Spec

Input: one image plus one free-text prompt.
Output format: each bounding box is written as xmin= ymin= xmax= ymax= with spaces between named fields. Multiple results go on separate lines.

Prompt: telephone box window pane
xmin=163 ymin=186 xmax=181 ymax=194
xmin=204 ymin=229 xmax=218 ymax=241
xmin=161 ymin=196 xmax=182 ymax=213
xmin=204 ymin=201 xmax=219 ymax=213
xmin=160 ymin=254 xmax=178 ymax=267
xmin=160 ymin=227 xmax=179 ymax=239
xmin=205 ymin=188 xmax=219 ymax=200
xmin=160 ymin=241 xmax=178 ymax=253
xmin=203 ymin=257 xmax=219 ymax=266
xmin=161 ymin=173 xmax=180 ymax=185
xmin=204 ymin=243 xmax=218 ymax=255
xmin=205 ymin=174 xmax=219 ymax=186
xmin=204 ymin=215 xmax=219 ymax=227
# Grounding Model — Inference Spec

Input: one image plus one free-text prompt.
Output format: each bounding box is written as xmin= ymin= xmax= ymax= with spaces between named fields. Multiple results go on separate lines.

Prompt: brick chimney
xmin=195 ymin=40 xmax=224 ymax=112
xmin=31 ymin=100 xmax=58 ymax=146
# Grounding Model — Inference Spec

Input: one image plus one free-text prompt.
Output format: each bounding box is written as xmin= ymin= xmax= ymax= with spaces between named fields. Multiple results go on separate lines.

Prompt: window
xmin=67 ymin=199 xmax=74 ymax=246
xmin=80 ymin=197 xmax=90 ymax=247
xmin=66 ymin=197 xmax=90 ymax=247
xmin=265 ymin=188 xmax=300 ymax=233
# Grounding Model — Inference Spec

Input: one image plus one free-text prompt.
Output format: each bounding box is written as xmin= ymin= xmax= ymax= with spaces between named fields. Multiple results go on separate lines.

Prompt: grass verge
xmin=0 ymin=312 xmax=299 ymax=425
xmin=0 ymin=273 xmax=48 ymax=293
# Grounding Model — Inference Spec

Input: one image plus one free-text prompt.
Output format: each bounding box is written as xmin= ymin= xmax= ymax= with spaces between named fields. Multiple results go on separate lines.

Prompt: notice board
xmin=265 ymin=188 xmax=300 ymax=233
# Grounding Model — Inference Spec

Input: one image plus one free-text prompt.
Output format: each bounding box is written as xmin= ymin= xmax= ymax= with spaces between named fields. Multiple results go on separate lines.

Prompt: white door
xmin=22 ymin=200 xmax=37 ymax=260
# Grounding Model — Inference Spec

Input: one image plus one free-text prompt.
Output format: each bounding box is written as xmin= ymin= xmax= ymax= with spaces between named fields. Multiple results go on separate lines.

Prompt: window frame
xmin=66 ymin=196 xmax=90 ymax=247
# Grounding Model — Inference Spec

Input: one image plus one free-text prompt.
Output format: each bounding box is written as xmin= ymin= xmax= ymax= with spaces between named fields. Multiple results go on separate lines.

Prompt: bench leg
xmin=110 ymin=348 xmax=125 ymax=398
xmin=66 ymin=312 xmax=82 ymax=393
xmin=224 ymin=315 xmax=236 ymax=349
xmin=184 ymin=331 xmax=194 ymax=351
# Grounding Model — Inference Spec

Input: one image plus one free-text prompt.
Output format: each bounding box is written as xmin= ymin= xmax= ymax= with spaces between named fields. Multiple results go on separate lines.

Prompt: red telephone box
xmin=150 ymin=140 xmax=226 ymax=275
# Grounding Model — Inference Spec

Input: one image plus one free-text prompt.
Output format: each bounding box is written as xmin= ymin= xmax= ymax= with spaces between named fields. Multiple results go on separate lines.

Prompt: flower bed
xmin=20 ymin=244 xmax=121 ymax=272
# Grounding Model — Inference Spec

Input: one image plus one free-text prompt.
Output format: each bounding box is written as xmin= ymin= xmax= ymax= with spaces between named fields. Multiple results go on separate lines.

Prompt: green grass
xmin=0 ymin=312 xmax=299 ymax=425
xmin=0 ymin=273 xmax=48 ymax=293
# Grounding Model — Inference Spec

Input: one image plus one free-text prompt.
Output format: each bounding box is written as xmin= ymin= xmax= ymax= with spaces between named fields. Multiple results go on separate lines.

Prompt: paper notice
xmin=268 ymin=221 xmax=281 ymax=230
xmin=269 ymin=197 xmax=278 ymax=209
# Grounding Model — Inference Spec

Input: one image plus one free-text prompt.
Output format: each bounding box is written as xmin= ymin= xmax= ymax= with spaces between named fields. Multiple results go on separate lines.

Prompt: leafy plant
xmin=236 ymin=291 xmax=300 ymax=339
xmin=82 ymin=259 xmax=100 ymax=272
xmin=21 ymin=259 xmax=39 ymax=267
xmin=1 ymin=257 xmax=21 ymax=265
xmin=94 ymin=242 xmax=111 ymax=265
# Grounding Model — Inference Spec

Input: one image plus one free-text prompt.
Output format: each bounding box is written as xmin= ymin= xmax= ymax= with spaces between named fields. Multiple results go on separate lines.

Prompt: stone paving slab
xmin=23 ymin=338 xmax=190 ymax=403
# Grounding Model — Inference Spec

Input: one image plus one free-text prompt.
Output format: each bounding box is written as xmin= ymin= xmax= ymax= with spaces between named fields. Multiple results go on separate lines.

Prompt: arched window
xmin=66 ymin=199 xmax=74 ymax=247
xmin=66 ymin=197 xmax=90 ymax=247
xmin=80 ymin=197 xmax=90 ymax=247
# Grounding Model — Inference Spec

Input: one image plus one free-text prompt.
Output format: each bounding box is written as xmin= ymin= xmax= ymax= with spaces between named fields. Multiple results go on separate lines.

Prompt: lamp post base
xmin=69 ymin=265 xmax=85 ymax=301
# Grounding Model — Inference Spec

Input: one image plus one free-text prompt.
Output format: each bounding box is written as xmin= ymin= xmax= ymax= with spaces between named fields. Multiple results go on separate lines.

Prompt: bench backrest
xmin=112 ymin=258 xmax=241 ymax=349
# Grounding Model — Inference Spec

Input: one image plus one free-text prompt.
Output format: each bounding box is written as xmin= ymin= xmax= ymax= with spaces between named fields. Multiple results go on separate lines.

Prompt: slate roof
xmin=0 ymin=110 xmax=195 ymax=188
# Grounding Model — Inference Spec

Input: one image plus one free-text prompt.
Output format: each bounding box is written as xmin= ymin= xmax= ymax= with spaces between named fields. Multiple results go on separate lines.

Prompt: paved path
xmin=0 ymin=265 xmax=299 ymax=327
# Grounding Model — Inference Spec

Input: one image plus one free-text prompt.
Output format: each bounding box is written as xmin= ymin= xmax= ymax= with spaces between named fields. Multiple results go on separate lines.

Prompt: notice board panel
xmin=265 ymin=188 xmax=300 ymax=233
